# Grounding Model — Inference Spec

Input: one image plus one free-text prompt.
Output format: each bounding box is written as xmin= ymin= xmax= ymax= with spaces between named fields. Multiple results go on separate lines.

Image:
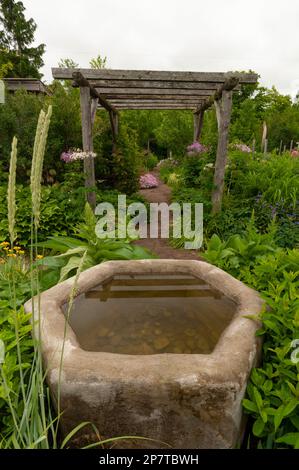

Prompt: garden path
xmin=134 ymin=170 xmax=201 ymax=260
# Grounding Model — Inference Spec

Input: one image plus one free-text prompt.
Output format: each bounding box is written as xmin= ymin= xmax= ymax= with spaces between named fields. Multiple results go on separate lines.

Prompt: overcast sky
xmin=22 ymin=0 xmax=299 ymax=97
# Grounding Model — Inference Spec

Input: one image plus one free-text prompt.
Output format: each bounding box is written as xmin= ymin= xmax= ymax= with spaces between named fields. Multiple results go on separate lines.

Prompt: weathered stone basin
xmin=24 ymin=259 xmax=263 ymax=449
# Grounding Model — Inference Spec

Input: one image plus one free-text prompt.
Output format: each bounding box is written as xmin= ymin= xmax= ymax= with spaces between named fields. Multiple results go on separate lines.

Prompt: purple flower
xmin=60 ymin=149 xmax=97 ymax=163
xmin=139 ymin=173 xmax=159 ymax=189
xmin=186 ymin=142 xmax=208 ymax=156
xmin=60 ymin=152 xmax=72 ymax=163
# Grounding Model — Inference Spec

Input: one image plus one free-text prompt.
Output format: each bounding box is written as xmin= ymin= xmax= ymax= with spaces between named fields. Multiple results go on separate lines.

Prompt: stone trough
xmin=24 ymin=259 xmax=263 ymax=448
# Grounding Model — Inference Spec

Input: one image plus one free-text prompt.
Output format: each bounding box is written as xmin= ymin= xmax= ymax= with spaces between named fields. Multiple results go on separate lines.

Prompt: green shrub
xmin=0 ymin=182 xmax=146 ymax=247
xmin=142 ymin=152 xmax=158 ymax=171
xmin=36 ymin=203 xmax=154 ymax=291
xmin=202 ymin=223 xmax=299 ymax=448
xmin=111 ymin=124 xmax=141 ymax=194
xmin=226 ymin=151 xmax=298 ymax=209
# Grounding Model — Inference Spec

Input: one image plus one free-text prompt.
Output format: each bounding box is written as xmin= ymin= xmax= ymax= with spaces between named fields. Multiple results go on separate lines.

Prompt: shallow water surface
xmin=63 ymin=274 xmax=237 ymax=354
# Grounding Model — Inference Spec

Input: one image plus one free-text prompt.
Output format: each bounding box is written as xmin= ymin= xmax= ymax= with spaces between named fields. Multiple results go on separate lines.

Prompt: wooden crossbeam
xmin=98 ymin=104 xmax=199 ymax=110
xmin=100 ymin=99 xmax=205 ymax=105
xmin=100 ymin=95 xmax=211 ymax=102
xmin=72 ymin=71 xmax=118 ymax=114
xmin=194 ymin=77 xmax=239 ymax=114
xmin=53 ymin=68 xmax=258 ymax=84
xmin=95 ymin=88 xmax=214 ymax=97
xmin=89 ymin=79 xmax=242 ymax=91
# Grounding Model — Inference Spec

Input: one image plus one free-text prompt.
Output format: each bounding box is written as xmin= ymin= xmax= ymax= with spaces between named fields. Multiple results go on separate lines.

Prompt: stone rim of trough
xmin=24 ymin=259 xmax=263 ymax=386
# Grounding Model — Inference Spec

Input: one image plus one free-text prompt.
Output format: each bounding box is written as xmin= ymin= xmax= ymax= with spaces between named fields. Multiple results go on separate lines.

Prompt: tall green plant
xmin=7 ymin=136 xmax=17 ymax=245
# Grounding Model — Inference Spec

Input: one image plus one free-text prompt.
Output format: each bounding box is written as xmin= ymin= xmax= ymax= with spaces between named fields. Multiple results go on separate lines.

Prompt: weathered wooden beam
xmin=100 ymin=99 xmax=205 ymax=106
xmin=99 ymin=99 xmax=204 ymax=107
xmin=3 ymin=78 xmax=50 ymax=95
xmin=194 ymin=77 xmax=239 ymax=115
xmin=99 ymin=104 xmax=199 ymax=110
xmin=53 ymin=68 xmax=258 ymax=84
xmin=91 ymin=97 xmax=98 ymax=125
xmin=73 ymin=71 xmax=118 ymax=114
xmin=101 ymin=94 xmax=210 ymax=102
xmin=106 ymin=99 xmax=204 ymax=103
xmin=193 ymin=110 xmax=205 ymax=142
xmin=89 ymin=79 xmax=242 ymax=91
xmin=80 ymin=86 xmax=96 ymax=208
xmin=96 ymin=88 xmax=212 ymax=97
xmin=211 ymin=90 xmax=233 ymax=214
xmin=109 ymin=110 xmax=119 ymax=152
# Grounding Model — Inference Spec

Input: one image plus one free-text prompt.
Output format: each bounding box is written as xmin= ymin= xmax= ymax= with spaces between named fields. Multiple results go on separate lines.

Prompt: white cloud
xmin=22 ymin=0 xmax=299 ymax=97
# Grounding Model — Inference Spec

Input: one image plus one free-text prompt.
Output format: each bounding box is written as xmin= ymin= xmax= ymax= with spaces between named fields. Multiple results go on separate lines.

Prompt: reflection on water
xmin=63 ymin=274 xmax=237 ymax=355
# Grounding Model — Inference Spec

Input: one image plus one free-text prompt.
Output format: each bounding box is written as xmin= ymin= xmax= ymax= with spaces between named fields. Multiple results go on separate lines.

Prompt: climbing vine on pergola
xmin=52 ymin=68 xmax=257 ymax=213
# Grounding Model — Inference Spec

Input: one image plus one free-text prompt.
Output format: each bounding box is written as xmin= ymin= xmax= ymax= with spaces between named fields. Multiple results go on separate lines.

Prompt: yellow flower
xmin=0 ymin=241 xmax=10 ymax=247
xmin=14 ymin=246 xmax=21 ymax=251
xmin=7 ymin=253 xmax=17 ymax=258
xmin=3 ymin=247 xmax=9 ymax=251
xmin=19 ymin=250 xmax=25 ymax=255
xmin=36 ymin=254 xmax=43 ymax=260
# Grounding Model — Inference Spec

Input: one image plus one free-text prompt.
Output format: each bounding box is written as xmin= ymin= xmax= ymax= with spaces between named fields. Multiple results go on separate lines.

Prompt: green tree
xmin=0 ymin=0 xmax=45 ymax=78
xmin=58 ymin=58 xmax=79 ymax=69
xmin=89 ymin=54 xmax=107 ymax=69
xmin=0 ymin=60 xmax=13 ymax=78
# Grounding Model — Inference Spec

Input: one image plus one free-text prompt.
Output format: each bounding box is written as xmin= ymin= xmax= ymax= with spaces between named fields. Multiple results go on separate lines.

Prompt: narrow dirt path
xmin=134 ymin=170 xmax=200 ymax=260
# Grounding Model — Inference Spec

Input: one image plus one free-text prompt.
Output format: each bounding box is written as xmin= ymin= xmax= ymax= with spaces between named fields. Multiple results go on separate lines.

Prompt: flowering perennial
xmin=186 ymin=142 xmax=208 ymax=156
xmin=60 ymin=149 xmax=97 ymax=163
xmin=291 ymin=149 xmax=299 ymax=158
xmin=233 ymin=143 xmax=251 ymax=153
xmin=156 ymin=158 xmax=178 ymax=168
xmin=139 ymin=173 xmax=159 ymax=189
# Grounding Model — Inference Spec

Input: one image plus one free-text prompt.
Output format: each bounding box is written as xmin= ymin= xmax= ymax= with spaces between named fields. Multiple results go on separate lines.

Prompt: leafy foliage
xmin=0 ymin=0 xmax=45 ymax=78
xmin=36 ymin=203 xmax=154 ymax=290
xmin=0 ymin=182 xmax=146 ymax=247
xmin=203 ymin=225 xmax=299 ymax=448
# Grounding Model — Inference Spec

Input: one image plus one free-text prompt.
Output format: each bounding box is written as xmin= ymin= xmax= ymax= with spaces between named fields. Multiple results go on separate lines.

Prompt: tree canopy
xmin=0 ymin=0 xmax=45 ymax=78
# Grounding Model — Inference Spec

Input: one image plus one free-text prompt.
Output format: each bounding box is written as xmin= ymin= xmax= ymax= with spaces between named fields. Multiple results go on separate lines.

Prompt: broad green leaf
xmin=253 ymin=417 xmax=265 ymax=437
xmin=276 ymin=432 xmax=299 ymax=448
xmin=59 ymin=256 xmax=82 ymax=282
xmin=242 ymin=399 xmax=258 ymax=413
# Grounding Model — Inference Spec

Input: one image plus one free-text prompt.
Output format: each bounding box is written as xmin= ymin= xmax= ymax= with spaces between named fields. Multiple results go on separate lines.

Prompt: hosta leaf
xmin=207 ymin=234 xmax=222 ymax=251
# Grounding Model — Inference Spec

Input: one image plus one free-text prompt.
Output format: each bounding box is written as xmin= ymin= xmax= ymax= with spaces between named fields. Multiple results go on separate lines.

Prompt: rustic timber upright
xmin=52 ymin=68 xmax=257 ymax=212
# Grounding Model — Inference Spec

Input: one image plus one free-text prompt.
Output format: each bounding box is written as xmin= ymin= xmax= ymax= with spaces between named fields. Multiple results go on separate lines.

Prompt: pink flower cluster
xmin=291 ymin=149 xmax=299 ymax=158
xmin=60 ymin=149 xmax=97 ymax=163
xmin=233 ymin=143 xmax=251 ymax=153
xmin=139 ymin=173 xmax=159 ymax=189
xmin=186 ymin=142 xmax=208 ymax=156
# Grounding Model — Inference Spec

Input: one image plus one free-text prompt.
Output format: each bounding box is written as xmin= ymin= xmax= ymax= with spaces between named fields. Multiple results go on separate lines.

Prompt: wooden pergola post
xmin=212 ymin=89 xmax=233 ymax=214
xmin=79 ymin=86 xmax=96 ymax=208
xmin=109 ymin=110 xmax=119 ymax=152
xmin=193 ymin=110 xmax=204 ymax=142
xmin=74 ymin=71 xmax=119 ymax=208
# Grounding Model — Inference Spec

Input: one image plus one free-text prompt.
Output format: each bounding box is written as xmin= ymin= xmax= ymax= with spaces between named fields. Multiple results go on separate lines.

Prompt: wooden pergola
xmin=52 ymin=68 xmax=257 ymax=212
xmin=3 ymin=78 xmax=51 ymax=95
